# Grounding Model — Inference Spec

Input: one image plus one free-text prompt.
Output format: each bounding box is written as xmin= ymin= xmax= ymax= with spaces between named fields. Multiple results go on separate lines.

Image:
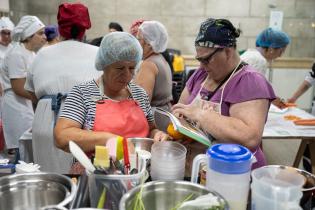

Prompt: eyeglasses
xmin=0 ymin=31 xmax=10 ymax=36
xmin=195 ymin=48 xmax=223 ymax=65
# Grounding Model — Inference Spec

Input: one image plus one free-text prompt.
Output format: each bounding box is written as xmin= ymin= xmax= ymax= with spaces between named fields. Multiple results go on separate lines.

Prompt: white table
xmin=263 ymin=105 xmax=315 ymax=173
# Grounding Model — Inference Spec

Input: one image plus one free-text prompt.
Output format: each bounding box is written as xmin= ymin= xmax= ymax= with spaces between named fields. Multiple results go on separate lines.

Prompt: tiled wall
xmin=9 ymin=0 xmax=315 ymax=57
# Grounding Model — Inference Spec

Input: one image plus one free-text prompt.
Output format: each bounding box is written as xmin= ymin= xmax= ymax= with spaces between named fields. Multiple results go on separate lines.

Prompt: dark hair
xmin=70 ymin=25 xmax=81 ymax=39
xmin=310 ymin=62 xmax=315 ymax=78
xmin=109 ymin=22 xmax=123 ymax=32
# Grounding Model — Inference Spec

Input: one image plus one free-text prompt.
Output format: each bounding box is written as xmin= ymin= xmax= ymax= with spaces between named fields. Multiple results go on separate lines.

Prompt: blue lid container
xmin=207 ymin=144 xmax=252 ymax=174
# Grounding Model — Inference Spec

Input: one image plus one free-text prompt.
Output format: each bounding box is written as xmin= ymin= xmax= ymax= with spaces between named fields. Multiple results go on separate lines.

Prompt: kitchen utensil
xmin=251 ymin=165 xmax=305 ymax=210
xmin=69 ymin=141 xmax=95 ymax=173
xmin=119 ymin=181 xmax=229 ymax=210
xmin=191 ymin=144 xmax=253 ymax=210
xmin=88 ymin=157 xmax=147 ymax=210
xmin=254 ymin=165 xmax=315 ymax=209
xmin=0 ymin=172 xmax=76 ymax=210
xmin=122 ymin=138 xmax=130 ymax=174
xmin=127 ymin=138 xmax=154 ymax=153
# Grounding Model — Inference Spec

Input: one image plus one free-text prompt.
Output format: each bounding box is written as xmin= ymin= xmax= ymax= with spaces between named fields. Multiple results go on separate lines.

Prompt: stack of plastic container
xmin=150 ymin=141 xmax=186 ymax=181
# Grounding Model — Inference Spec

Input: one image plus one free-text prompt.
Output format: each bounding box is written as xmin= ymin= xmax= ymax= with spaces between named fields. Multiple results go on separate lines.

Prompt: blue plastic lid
xmin=207 ymin=144 xmax=252 ymax=174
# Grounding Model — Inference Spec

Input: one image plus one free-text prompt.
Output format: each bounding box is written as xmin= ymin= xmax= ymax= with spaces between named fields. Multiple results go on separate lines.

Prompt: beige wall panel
xmin=205 ymin=0 xmax=250 ymax=17
xmin=161 ymin=0 xmax=205 ymax=16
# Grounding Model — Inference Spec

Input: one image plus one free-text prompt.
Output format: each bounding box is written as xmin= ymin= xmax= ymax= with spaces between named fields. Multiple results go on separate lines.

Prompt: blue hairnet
xmin=45 ymin=25 xmax=59 ymax=41
xmin=256 ymin=28 xmax=290 ymax=48
xmin=95 ymin=32 xmax=143 ymax=71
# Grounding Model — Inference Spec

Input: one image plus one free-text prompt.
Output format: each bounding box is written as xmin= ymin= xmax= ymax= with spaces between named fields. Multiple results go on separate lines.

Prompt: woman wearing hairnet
xmin=54 ymin=32 xmax=168 ymax=160
xmin=2 ymin=15 xmax=46 ymax=159
xmin=135 ymin=21 xmax=173 ymax=132
xmin=241 ymin=27 xmax=290 ymax=78
xmin=24 ymin=2 xmax=102 ymax=173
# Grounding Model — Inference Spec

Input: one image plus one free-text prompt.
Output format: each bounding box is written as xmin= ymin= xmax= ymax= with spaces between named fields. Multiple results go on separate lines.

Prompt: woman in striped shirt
xmin=54 ymin=32 xmax=168 ymax=153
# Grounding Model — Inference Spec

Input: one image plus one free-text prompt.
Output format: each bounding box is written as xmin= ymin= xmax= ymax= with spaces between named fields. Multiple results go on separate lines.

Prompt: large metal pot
xmin=0 ymin=172 xmax=76 ymax=210
xmin=119 ymin=181 xmax=229 ymax=210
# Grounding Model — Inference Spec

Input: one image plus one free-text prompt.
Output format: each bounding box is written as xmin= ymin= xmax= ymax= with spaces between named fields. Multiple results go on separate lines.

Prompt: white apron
xmin=2 ymin=90 xmax=33 ymax=149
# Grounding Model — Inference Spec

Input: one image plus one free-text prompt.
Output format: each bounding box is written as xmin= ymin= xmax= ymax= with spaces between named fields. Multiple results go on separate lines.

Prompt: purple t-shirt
xmin=186 ymin=66 xmax=276 ymax=169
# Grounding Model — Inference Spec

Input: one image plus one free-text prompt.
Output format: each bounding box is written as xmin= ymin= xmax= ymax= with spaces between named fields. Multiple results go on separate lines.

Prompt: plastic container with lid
xmin=191 ymin=143 xmax=253 ymax=210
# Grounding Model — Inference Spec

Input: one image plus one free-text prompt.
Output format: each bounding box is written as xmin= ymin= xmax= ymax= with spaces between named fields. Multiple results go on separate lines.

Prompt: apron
xmin=70 ymin=81 xmax=150 ymax=174
xmin=2 ymin=89 xmax=33 ymax=149
xmin=93 ymin=79 xmax=149 ymax=138
xmin=185 ymin=62 xmax=262 ymax=175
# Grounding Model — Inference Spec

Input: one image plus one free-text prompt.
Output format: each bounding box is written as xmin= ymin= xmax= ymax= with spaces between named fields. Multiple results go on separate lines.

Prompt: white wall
xmin=271 ymin=68 xmax=314 ymax=111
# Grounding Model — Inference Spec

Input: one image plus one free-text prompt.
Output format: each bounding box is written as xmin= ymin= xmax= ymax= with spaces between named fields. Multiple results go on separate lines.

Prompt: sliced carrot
xmin=294 ymin=119 xmax=315 ymax=125
xmin=284 ymin=115 xmax=302 ymax=121
xmin=284 ymin=102 xmax=297 ymax=108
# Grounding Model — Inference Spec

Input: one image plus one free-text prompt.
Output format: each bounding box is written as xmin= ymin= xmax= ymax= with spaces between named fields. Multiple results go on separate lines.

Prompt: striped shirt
xmin=59 ymin=80 xmax=154 ymax=130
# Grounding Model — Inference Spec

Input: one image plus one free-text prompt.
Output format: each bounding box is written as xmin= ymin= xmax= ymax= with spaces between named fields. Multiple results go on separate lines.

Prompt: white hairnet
xmin=0 ymin=17 xmax=14 ymax=31
xmin=138 ymin=21 xmax=168 ymax=53
xmin=11 ymin=15 xmax=45 ymax=42
xmin=95 ymin=32 xmax=143 ymax=71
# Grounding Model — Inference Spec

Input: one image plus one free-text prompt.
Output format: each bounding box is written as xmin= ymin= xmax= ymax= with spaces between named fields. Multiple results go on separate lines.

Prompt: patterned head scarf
xmin=57 ymin=2 xmax=91 ymax=40
xmin=195 ymin=18 xmax=240 ymax=48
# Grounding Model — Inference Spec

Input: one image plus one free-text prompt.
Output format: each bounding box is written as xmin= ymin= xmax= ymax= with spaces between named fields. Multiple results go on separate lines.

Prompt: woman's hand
xmin=172 ymin=103 xmax=204 ymax=122
xmin=152 ymin=130 xmax=169 ymax=142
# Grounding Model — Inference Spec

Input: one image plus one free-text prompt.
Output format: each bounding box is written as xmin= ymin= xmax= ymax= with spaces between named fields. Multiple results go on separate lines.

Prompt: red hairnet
xmin=57 ymin=3 xmax=91 ymax=40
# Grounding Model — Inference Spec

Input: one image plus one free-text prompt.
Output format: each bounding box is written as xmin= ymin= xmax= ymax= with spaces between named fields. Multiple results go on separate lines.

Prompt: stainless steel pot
xmin=119 ymin=180 xmax=229 ymax=210
xmin=0 ymin=172 xmax=76 ymax=210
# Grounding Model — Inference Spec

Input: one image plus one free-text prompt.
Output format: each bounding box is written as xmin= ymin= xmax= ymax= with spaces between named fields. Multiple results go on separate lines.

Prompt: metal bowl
xmin=127 ymin=138 xmax=154 ymax=153
xmin=0 ymin=172 xmax=76 ymax=210
xmin=119 ymin=181 xmax=229 ymax=210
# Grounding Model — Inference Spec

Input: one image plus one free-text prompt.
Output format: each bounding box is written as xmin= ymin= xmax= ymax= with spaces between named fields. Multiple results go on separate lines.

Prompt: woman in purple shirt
xmin=173 ymin=18 xmax=276 ymax=171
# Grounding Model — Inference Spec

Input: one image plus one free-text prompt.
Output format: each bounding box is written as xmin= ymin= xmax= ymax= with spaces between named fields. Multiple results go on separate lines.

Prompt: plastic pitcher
xmin=191 ymin=144 xmax=253 ymax=210
xmin=251 ymin=165 xmax=305 ymax=210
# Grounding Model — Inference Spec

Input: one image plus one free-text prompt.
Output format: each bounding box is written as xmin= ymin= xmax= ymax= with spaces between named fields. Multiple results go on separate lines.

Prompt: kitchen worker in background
xmin=89 ymin=21 xmax=123 ymax=47
xmin=135 ymin=21 xmax=173 ymax=132
xmin=0 ymin=17 xmax=14 ymax=107
xmin=287 ymin=62 xmax=315 ymax=173
xmin=174 ymin=18 xmax=276 ymax=174
xmin=241 ymin=27 xmax=290 ymax=109
xmin=0 ymin=17 xmax=14 ymax=68
xmin=108 ymin=22 xmax=123 ymax=32
xmin=241 ymin=27 xmax=290 ymax=78
xmin=24 ymin=2 xmax=102 ymax=173
xmin=288 ymin=62 xmax=315 ymax=108
xmin=1 ymin=15 xmax=46 ymax=160
xmin=54 ymin=32 xmax=168 ymax=172
xmin=44 ymin=24 xmax=59 ymax=46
